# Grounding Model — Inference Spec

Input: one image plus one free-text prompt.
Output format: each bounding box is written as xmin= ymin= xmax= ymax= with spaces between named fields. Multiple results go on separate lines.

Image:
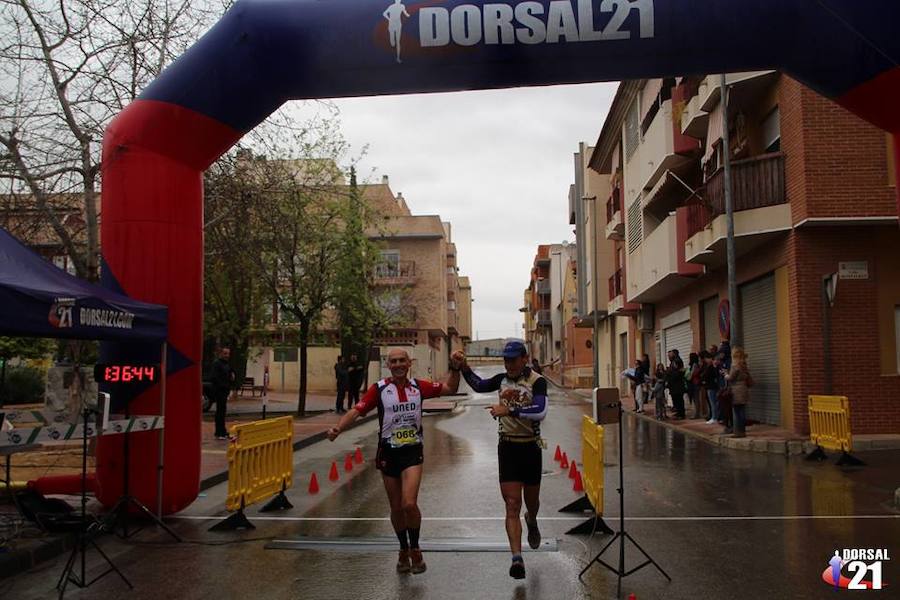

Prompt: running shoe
xmin=396 ymin=549 xmax=411 ymax=574
xmin=509 ymin=557 xmax=526 ymax=579
xmin=410 ymin=548 xmax=427 ymax=574
xmin=524 ymin=513 xmax=541 ymax=550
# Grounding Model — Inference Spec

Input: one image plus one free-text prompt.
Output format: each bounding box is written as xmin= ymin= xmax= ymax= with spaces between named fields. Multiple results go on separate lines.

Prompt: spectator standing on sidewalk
xmin=346 ymin=353 xmax=364 ymax=410
xmin=334 ymin=355 xmax=349 ymax=414
xmin=699 ymin=350 xmax=718 ymax=423
xmin=210 ymin=347 xmax=236 ymax=440
xmin=627 ymin=359 xmax=646 ymax=412
xmin=652 ymin=364 xmax=667 ymax=420
xmin=725 ymin=347 xmax=753 ymax=438
xmin=687 ymin=353 xmax=702 ymax=419
xmin=716 ymin=353 xmax=734 ymax=432
xmin=719 ymin=340 xmax=732 ymax=370
xmin=666 ymin=350 xmax=686 ymax=419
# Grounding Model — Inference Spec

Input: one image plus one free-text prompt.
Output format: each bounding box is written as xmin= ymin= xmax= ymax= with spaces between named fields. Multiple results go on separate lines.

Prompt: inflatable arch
xmin=92 ymin=0 xmax=899 ymax=512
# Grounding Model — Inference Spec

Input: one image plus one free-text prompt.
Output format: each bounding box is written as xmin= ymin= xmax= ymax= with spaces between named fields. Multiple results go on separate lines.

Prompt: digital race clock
xmin=93 ymin=363 xmax=160 ymax=384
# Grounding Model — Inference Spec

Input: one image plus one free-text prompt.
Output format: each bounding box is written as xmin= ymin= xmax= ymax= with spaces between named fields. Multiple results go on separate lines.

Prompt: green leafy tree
xmin=0 ymin=335 xmax=54 ymax=403
xmin=334 ymin=167 xmax=380 ymax=372
xmin=203 ymin=151 xmax=269 ymax=382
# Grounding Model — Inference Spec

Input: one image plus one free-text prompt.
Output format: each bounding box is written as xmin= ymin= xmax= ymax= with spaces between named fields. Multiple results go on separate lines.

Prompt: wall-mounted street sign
xmin=838 ymin=261 xmax=869 ymax=280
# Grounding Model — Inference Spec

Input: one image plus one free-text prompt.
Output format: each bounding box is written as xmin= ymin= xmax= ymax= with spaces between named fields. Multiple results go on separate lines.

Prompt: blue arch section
xmin=140 ymin=0 xmax=900 ymax=134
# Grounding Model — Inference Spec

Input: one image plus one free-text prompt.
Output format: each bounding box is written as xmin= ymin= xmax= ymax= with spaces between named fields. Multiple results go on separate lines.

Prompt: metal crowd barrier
xmin=211 ymin=416 xmax=294 ymax=531
xmin=806 ymin=395 xmax=864 ymax=466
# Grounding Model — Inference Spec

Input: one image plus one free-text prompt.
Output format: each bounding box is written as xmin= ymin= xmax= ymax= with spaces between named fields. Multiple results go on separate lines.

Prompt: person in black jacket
xmin=666 ymin=350 xmax=686 ymax=419
xmin=346 ymin=353 xmax=364 ymax=409
xmin=334 ymin=356 xmax=349 ymax=414
xmin=699 ymin=350 xmax=719 ymax=423
xmin=210 ymin=347 xmax=236 ymax=440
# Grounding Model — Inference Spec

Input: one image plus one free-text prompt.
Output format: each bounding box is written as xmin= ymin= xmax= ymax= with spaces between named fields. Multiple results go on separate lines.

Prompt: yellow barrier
xmin=808 ymin=395 xmax=852 ymax=453
xmin=225 ymin=416 xmax=294 ymax=512
xmin=580 ymin=415 xmax=605 ymax=515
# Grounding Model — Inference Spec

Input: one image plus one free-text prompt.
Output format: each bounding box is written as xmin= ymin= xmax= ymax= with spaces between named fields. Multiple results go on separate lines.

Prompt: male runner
xmin=458 ymin=341 xmax=548 ymax=579
xmin=328 ymin=348 xmax=463 ymax=574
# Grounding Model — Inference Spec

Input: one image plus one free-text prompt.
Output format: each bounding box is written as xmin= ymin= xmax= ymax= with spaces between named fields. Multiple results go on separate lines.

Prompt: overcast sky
xmin=291 ymin=82 xmax=618 ymax=340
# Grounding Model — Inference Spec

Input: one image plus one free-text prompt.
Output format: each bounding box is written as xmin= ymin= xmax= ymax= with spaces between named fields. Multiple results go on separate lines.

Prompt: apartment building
xmin=365 ymin=179 xmax=473 ymax=382
xmin=1 ymin=193 xmax=89 ymax=275
xmin=522 ymin=241 xmax=593 ymax=387
xmin=580 ymin=73 xmax=899 ymax=435
xmin=524 ymin=245 xmax=553 ymax=366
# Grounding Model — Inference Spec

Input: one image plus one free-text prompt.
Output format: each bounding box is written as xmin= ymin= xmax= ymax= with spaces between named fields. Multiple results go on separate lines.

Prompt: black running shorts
xmin=498 ymin=440 xmax=542 ymax=486
xmin=376 ymin=443 xmax=424 ymax=478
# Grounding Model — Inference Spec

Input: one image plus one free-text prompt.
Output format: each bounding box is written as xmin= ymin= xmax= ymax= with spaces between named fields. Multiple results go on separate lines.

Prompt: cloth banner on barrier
xmin=1 ymin=416 xmax=164 ymax=447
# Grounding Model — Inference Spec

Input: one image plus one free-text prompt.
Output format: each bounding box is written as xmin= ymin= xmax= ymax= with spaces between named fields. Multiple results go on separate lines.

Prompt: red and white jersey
xmin=355 ymin=377 xmax=443 ymax=448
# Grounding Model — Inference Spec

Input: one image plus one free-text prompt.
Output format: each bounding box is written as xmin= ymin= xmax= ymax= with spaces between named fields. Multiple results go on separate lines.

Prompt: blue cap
xmin=501 ymin=341 xmax=527 ymax=358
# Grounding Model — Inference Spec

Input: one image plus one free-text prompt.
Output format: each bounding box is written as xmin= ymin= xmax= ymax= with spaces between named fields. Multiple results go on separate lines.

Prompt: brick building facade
xmin=573 ymin=73 xmax=898 ymax=435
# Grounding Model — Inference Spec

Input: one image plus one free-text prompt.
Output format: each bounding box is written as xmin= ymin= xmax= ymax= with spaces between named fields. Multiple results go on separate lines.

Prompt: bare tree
xmin=0 ymin=0 xmax=227 ymax=279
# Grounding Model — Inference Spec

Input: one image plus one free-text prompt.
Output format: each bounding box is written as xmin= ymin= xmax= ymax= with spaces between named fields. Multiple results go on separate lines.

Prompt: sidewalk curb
xmin=625 ymin=410 xmax=900 ymax=456
xmin=625 ymin=409 xmax=807 ymax=456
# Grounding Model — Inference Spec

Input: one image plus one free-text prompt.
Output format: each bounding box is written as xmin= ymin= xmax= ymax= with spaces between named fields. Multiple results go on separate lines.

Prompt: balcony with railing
xmin=681 ymin=79 xmax=710 ymax=138
xmin=605 ymin=188 xmax=624 ymax=240
xmin=684 ymin=152 xmax=792 ymax=265
xmin=536 ymin=279 xmax=551 ymax=296
xmin=640 ymin=99 xmax=697 ymax=192
xmin=536 ymin=309 xmax=552 ymax=327
xmin=607 ymin=268 xmax=639 ymax=315
xmin=373 ymin=260 xmax=417 ymax=286
xmin=699 ymin=71 xmax=779 ymax=112
xmin=627 ymin=212 xmax=703 ymax=303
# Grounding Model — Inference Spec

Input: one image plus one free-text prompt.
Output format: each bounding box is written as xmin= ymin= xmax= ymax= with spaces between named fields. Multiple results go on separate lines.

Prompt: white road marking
xmin=173 ymin=514 xmax=900 ymax=522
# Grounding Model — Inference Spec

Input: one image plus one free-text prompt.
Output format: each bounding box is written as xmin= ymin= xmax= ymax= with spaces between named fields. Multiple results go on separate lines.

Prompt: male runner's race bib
xmin=377 ymin=380 xmax=424 ymax=448
xmin=391 ymin=426 xmax=419 ymax=447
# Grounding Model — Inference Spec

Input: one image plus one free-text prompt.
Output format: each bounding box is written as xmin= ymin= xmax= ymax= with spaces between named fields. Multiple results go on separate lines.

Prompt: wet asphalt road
xmin=2 ymin=366 xmax=898 ymax=599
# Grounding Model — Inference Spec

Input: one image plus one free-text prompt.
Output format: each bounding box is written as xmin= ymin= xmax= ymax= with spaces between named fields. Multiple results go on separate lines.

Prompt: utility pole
xmin=583 ymin=196 xmax=600 ymax=388
xmin=720 ymin=74 xmax=740 ymax=347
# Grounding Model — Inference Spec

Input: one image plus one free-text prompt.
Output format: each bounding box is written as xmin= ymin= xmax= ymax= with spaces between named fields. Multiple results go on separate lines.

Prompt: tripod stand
xmin=102 ymin=402 xmax=181 ymax=542
xmin=56 ymin=408 xmax=132 ymax=598
xmin=579 ymin=404 xmax=671 ymax=598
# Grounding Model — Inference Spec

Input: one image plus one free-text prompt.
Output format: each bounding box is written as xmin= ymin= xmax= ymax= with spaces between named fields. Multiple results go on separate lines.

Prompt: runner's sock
xmin=396 ymin=529 xmax=409 ymax=550
xmin=512 ymin=554 xmax=523 ymax=563
xmin=408 ymin=527 xmax=421 ymax=549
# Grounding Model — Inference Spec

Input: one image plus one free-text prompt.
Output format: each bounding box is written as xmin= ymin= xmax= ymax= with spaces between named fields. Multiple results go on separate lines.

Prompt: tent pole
xmin=157 ymin=342 xmax=167 ymax=518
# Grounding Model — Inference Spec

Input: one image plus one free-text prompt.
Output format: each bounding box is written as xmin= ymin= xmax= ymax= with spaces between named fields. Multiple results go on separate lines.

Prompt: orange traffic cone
xmin=554 ymin=445 xmax=562 ymax=462
xmin=328 ymin=461 xmax=339 ymax=481
xmin=344 ymin=453 xmax=353 ymax=472
xmin=560 ymin=452 xmax=569 ymax=469
xmin=568 ymin=460 xmax=578 ymax=479
xmin=308 ymin=473 xmax=320 ymax=494
xmin=573 ymin=470 xmax=584 ymax=492
xmin=354 ymin=447 xmax=364 ymax=464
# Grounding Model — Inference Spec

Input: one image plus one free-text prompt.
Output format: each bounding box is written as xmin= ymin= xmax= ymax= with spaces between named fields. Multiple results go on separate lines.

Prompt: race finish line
xmin=264 ymin=537 xmax=558 ymax=552
xmin=173 ymin=514 xmax=900 ymax=523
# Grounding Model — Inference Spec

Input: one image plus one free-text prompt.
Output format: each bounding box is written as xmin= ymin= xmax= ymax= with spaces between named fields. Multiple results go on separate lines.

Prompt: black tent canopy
xmin=0 ymin=227 xmax=167 ymax=341
xmin=0 ymin=226 xmax=170 ymax=516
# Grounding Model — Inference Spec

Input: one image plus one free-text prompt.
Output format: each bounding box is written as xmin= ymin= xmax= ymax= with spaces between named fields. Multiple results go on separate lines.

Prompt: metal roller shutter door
xmin=663 ymin=321 xmax=693 ymax=360
xmin=739 ymin=275 xmax=780 ymax=425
